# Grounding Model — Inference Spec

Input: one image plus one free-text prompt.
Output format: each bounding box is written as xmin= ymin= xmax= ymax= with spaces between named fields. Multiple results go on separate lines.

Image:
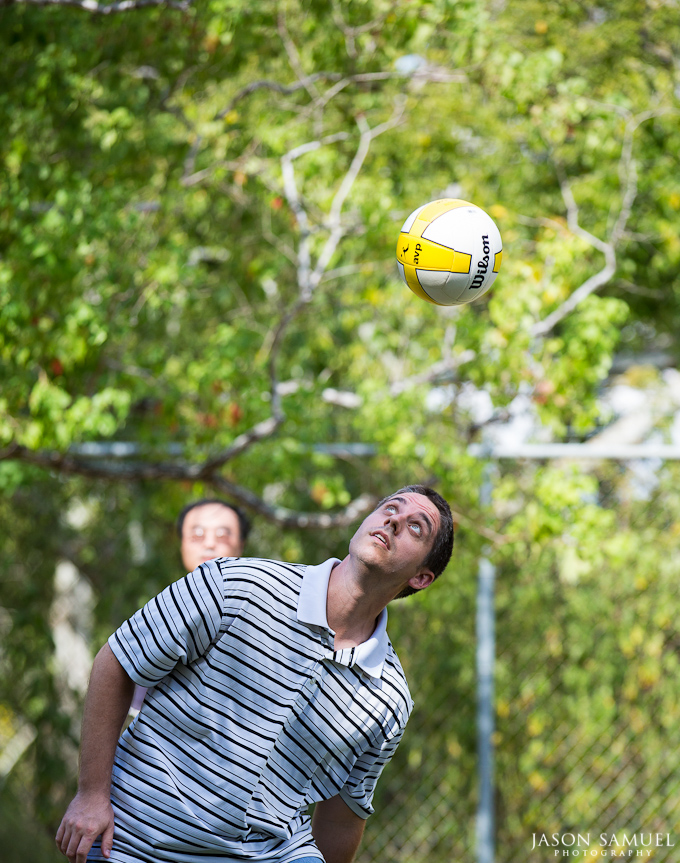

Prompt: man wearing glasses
xmin=129 ymin=499 xmax=252 ymax=714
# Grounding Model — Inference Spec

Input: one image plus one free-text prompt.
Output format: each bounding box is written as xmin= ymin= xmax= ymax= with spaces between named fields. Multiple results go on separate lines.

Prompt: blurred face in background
xmin=180 ymin=502 xmax=244 ymax=571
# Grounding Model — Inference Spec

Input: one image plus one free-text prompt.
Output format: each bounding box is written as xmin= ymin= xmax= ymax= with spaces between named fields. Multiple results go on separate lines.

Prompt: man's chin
xmin=356 ymin=545 xmax=390 ymax=571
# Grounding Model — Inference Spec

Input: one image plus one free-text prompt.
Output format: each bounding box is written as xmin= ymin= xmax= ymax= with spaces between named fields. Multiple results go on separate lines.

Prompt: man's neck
xmin=326 ymin=556 xmax=391 ymax=650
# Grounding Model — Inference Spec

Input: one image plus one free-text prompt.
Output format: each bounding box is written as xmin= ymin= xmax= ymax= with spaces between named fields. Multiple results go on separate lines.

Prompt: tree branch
xmin=267 ymin=99 xmax=406 ymax=377
xmin=330 ymin=0 xmax=398 ymax=59
xmin=181 ymin=144 xmax=262 ymax=188
xmin=7 ymin=0 xmax=191 ymax=12
xmin=531 ymin=109 xmax=666 ymax=337
xmin=610 ymin=110 xmax=660 ymax=245
xmin=528 ymin=171 xmax=614 ymax=337
xmin=320 ymin=260 xmax=383 ymax=283
xmin=211 ymin=476 xmax=376 ymax=529
xmin=310 ymin=98 xmax=406 ymax=290
xmin=261 ymin=206 xmax=298 ymax=265
xmin=280 ymin=131 xmax=350 ymax=298
xmin=182 ymin=135 xmax=204 ymax=180
xmin=389 ymin=351 xmax=476 ymax=396
xmin=529 ymin=173 xmax=610 ymax=338
xmin=2 ymin=440 xmax=516 ymax=542
xmin=277 ymin=11 xmax=321 ymax=102
xmin=1 ymin=443 xmax=376 ymax=530
xmin=215 ymin=69 xmax=458 ymax=123
xmin=307 ymin=73 xmax=393 ymax=115
xmin=3 ymin=445 xmax=197 ymax=481
xmin=259 ymin=98 xmax=407 ymax=414
xmin=449 ymin=505 xmax=511 ymax=546
xmin=199 ymin=416 xmax=283 ymax=474
xmin=531 ymin=249 xmax=616 ymax=337
xmin=215 ymin=75 xmax=343 ymax=121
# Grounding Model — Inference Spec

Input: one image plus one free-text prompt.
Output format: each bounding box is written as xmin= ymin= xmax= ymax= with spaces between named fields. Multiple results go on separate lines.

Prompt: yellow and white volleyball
xmin=396 ymin=199 xmax=503 ymax=306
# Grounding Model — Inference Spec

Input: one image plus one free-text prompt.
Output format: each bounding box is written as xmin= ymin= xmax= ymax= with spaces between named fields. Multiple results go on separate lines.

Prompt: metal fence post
xmin=477 ymin=461 xmax=496 ymax=863
xmin=469 ymin=440 xmax=680 ymax=863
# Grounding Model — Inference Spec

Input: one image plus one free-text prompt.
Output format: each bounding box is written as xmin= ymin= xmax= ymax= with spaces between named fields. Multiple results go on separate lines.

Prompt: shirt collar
xmin=297 ymin=558 xmax=389 ymax=681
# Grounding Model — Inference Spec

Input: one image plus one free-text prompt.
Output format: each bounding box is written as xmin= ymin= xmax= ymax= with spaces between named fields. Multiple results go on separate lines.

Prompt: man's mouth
xmin=371 ymin=530 xmax=390 ymax=550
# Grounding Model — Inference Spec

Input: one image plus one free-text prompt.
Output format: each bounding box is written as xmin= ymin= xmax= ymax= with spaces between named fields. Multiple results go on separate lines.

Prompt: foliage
xmin=0 ymin=0 xmax=679 ymax=859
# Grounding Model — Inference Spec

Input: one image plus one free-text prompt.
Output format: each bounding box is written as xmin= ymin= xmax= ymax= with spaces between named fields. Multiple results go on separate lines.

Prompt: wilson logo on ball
xmin=396 ymin=199 xmax=503 ymax=306
xmin=471 ymin=235 xmax=492 ymax=290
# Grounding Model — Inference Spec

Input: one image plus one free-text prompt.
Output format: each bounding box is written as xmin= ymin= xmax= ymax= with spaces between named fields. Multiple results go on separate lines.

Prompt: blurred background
xmin=1 ymin=0 xmax=679 ymax=860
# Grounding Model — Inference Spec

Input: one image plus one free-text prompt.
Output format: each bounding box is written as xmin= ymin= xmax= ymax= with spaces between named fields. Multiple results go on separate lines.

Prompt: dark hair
xmin=376 ymin=484 xmax=454 ymax=599
xmin=176 ymin=498 xmax=251 ymax=545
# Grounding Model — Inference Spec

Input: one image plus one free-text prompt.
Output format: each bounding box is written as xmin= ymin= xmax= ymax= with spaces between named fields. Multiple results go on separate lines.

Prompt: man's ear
xmin=407 ymin=568 xmax=435 ymax=592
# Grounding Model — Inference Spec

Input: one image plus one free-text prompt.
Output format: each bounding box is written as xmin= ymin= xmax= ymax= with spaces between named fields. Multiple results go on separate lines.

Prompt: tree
xmin=1 ymin=1 xmax=679 ymax=860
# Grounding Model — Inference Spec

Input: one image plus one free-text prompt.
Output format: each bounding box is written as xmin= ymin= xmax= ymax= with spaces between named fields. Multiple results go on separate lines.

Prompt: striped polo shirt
xmin=94 ymin=557 xmax=413 ymax=863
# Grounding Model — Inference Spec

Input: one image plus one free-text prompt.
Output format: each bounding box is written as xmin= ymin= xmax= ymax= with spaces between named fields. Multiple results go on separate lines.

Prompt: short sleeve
xmin=109 ymin=560 xmax=225 ymax=687
xmin=339 ymin=722 xmax=407 ymax=819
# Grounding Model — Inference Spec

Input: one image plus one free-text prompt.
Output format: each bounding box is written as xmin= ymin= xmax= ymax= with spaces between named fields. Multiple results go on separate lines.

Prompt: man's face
xmin=350 ymin=492 xmax=440 ymax=592
xmin=180 ymin=503 xmax=244 ymax=572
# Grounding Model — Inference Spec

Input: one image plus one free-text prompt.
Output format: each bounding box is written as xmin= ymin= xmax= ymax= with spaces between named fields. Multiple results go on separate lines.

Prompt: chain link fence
xmin=358 ymin=458 xmax=680 ymax=863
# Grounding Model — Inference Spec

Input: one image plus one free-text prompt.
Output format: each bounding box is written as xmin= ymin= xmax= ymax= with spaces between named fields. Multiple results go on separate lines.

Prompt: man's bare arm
xmin=55 ymin=643 xmax=135 ymax=863
xmin=312 ymin=795 xmax=366 ymax=863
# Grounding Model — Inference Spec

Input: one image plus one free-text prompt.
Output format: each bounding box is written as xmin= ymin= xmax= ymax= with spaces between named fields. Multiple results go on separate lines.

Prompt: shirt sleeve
xmin=108 ymin=559 xmax=225 ymax=687
xmin=339 ymin=721 xmax=407 ymax=819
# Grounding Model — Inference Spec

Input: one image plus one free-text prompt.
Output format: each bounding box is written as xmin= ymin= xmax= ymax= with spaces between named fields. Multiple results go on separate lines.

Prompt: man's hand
xmin=55 ymin=644 xmax=135 ymax=862
xmin=55 ymin=791 xmax=115 ymax=862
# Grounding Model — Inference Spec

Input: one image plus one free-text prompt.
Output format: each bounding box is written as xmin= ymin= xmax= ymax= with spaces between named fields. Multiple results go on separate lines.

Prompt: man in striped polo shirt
xmin=56 ymin=485 xmax=453 ymax=863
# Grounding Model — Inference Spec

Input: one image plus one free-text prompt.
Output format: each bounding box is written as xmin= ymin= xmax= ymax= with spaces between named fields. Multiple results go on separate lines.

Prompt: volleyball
xmin=396 ymin=199 xmax=503 ymax=306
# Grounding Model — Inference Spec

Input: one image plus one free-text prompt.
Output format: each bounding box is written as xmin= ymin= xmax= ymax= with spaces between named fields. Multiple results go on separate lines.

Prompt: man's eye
xmin=215 ymin=528 xmax=231 ymax=539
xmin=191 ymin=529 xmax=205 ymax=540
xmin=410 ymin=523 xmax=422 ymax=536
xmin=385 ymin=504 xmax=396 ymax=513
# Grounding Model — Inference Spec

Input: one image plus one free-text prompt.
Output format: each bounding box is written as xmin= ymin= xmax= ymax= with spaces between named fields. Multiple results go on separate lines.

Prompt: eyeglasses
xmin=189 ymin=526 xmax=234 ymax=542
